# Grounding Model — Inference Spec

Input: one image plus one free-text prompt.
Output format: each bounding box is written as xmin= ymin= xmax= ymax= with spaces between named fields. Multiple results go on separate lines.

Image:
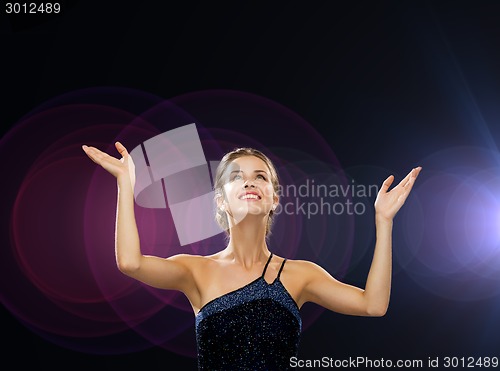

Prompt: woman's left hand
xmin=374 ymin=167 xmax=422 ymax=222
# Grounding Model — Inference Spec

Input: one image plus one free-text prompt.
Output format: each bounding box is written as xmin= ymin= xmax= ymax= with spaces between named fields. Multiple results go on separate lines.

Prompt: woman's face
xmin=221 ymin=155 xmax=277 ymax=223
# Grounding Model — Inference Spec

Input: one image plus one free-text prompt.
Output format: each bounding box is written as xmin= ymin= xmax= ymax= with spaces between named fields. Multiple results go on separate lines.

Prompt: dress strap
xmin=261 ymin=253 xmax=273 ymax=277
xmin=277 ymin=258 xmax=287 ymax=280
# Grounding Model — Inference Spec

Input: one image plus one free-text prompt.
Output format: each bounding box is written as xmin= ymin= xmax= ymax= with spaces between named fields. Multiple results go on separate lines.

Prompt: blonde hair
xmin=213 ymin=147 xmax=280 ymax=238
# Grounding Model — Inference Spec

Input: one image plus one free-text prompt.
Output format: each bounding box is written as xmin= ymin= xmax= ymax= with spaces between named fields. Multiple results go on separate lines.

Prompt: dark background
xmin=2 ymin=1 xmax=500 ymax=369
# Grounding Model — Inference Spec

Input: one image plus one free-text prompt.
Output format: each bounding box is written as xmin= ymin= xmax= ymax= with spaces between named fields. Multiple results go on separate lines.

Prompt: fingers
xmin=397 ymin=169 xmax=413 ymax=187
xmin=381 ymin=166 xmax=422 ymax=194
xmin=82 ymin=144 xmax=101 ymax=164
xmin=82 ymin=142 xmax=129 ymax=162
xmin=402 ymin=166 xmax=422 ymax=189
xmin=381 ymin=175 xmax=395 ymax=192
xmin=396 ymin=166 xmax=422 ymax=189
xmin=82 ymin=144 xmax=112 ymax=166
xmin=115 ymin=141 xmax=129 ymax=158
xmin=391 ymin=168 xmax=422 ymax=209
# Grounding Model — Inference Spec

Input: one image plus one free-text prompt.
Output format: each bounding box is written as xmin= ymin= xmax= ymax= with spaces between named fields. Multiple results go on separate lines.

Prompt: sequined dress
xmin=195 ymin=253 xmax=302 ymax=370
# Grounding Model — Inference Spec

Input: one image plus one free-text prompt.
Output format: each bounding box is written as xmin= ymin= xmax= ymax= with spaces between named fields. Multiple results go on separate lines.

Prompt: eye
xmin=231 ymin=174 xmax=242 ymax=181
xmin=256 ymin=174 xmax=266 ymax=180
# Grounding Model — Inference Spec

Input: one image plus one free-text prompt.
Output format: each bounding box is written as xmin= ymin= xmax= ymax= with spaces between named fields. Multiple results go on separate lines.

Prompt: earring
xmin=272 ymin=204 xmax=277 ymax=211
xmin=220 ymin=204 xmax=225 ymax=212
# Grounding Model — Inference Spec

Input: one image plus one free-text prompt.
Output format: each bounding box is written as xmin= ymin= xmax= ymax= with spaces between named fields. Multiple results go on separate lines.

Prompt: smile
xmin=239 ymin=194 xmax=261 ymax=200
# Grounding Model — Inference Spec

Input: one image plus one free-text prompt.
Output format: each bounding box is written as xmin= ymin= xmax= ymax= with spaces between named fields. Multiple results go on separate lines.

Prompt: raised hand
xmin=82 ymin=142 xmax=136 ymax=188
xmin=374 ymin=167 xmax=422 ymax=221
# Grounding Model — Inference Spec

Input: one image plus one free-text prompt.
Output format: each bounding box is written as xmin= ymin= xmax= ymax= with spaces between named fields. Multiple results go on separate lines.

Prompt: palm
xmin=374 ymin=167 xmax=421 ymax=221
xmin=82 ymin=142 xmax=135 ymax=185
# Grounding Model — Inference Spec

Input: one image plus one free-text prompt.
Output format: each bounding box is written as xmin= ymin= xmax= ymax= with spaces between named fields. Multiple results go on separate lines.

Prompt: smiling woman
xmin=213 ymin=147 xmax=280 ymax=239
xmin=82 ymin=142 xmax=421 ymax=371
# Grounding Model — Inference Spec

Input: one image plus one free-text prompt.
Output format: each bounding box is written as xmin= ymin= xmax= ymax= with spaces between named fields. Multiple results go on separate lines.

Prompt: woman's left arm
xmin=366 ymin=166 xmax=422 ymax=314
xmin=300 ymin=166 xmax=421 ymax=316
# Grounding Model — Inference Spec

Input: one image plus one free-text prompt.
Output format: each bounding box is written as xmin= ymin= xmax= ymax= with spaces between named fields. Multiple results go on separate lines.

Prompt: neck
xmin=224 ymin=216 xmax=270 ymax=268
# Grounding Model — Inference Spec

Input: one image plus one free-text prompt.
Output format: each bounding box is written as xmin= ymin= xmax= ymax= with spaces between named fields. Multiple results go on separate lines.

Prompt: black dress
xmin=195 ymin=253 xmax=302 ymax=370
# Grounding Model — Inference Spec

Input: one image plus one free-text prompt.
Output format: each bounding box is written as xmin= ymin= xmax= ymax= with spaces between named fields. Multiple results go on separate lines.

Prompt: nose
xmin=244 ymin=180 xmax=255 ymax=188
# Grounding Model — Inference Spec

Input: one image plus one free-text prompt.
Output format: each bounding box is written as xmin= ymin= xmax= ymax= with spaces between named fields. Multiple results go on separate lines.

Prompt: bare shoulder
xmin=283 ymin=258 xmax=326 ymax=274
xmin=278 ymin=258 xmax=331 ymax=285
xmin=168 ymin=253 xmax=214 ymax=265
xmin=167 ymin=252 xmax=223 ymax=273
xmin=168 ymin=253 xmax=202 ymax=263
xmin=275 ymin=258 xmax=332 ymax=308
xmin=285 ymin=258 xmax=338 ymax=286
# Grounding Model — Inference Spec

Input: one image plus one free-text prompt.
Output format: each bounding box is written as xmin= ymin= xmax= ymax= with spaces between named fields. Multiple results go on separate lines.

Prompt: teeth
xmin=240 ymin=194 xmax=259 ymax=200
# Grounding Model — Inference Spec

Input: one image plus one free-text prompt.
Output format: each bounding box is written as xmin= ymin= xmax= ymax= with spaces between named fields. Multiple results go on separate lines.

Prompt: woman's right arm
xmin=82 ymin=142 xmax=199 ymax=300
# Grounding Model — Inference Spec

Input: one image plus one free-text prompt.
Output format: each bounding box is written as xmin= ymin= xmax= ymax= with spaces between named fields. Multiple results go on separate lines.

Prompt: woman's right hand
xmin=82 ymin=142 xmax=136 ymax=188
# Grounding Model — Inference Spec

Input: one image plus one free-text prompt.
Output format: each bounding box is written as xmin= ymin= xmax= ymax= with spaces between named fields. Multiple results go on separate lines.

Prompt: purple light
xmin=2 ymin=87 xmax=347 ymax=357
xmin=396 ymin=146 xmax=500 ymax=301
